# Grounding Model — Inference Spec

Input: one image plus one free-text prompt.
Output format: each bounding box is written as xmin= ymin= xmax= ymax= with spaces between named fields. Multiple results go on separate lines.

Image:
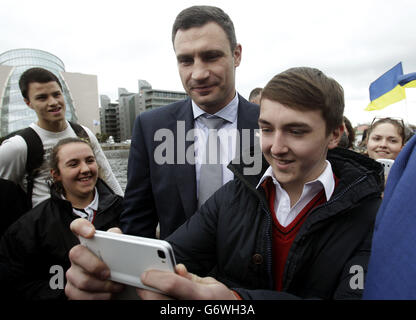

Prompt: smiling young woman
xmin=366 ymin=117 xmax=406 ymax=161
xmin=50 ymin=138 xmax=99 ymax=209
xmin=0 ymin=138 xmax=123 ymax=300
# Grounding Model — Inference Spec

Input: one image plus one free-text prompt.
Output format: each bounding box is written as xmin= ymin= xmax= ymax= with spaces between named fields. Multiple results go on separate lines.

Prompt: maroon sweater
xmin=262 ymin=176 xmax=338 ymax=291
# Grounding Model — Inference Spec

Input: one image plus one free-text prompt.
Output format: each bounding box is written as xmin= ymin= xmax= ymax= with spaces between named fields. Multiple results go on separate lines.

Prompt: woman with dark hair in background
xmin=338 ymin=116 xmax=356 ymax=150
xmin=0 ymin=138 xmax=122 ymax=300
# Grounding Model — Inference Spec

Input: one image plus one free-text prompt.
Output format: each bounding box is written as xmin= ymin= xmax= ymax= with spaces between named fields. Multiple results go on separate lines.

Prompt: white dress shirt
xmin=192 ymin=93 xmax=239 ymax=197
xmin=256 ymin=161 xmax=335 ymax=227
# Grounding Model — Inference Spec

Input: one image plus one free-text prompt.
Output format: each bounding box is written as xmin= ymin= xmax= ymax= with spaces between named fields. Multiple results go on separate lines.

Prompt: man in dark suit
xmin=119 ymin=5 xmax=260 ymax=239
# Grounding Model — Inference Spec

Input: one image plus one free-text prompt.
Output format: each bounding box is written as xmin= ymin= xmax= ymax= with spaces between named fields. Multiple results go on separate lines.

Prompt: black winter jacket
xmin=167 ymin=147 xmax=383 ymax=299
xmin=0 ymin=179 xmax=122 ymax=300
xmin=0 ymin=178 xmax=30 ymax=237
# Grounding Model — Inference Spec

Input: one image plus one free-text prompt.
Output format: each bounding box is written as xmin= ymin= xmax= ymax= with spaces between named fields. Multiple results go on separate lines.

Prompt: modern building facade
xmin=61 ymin=71 xmax=100 ymax=135
xmin=100 ymin=80 xmax=187 ymax=141
xmin=139 ymin=88 xmax=188 ymax=111
xmin=100 ymin=94 xmax=120 ymax=142
xmin=118 ymin=88 xmax=138 ymax=142
xmin=0 ymin=48 xmax=100 ymax=136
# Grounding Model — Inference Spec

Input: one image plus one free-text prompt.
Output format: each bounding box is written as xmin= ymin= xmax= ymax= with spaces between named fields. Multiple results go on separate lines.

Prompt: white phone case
xmin=376 ymin=158 xmax=395 ymax=177
xmin=78 ymin=230 xmax=176 ymax=293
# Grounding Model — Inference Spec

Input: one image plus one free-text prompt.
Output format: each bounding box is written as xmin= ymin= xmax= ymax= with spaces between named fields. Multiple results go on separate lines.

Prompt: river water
xmin=104 ymin=149 xmax=129 ymax=192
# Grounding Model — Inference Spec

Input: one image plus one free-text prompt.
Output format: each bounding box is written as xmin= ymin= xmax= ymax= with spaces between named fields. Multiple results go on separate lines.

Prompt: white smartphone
xmin=376 ymin=158 xmax=395 ymax=177
xmin=78 ymin=230 xmax=176 ymax=293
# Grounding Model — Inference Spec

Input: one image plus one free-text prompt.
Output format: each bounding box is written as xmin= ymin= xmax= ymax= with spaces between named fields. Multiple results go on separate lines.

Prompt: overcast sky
xmin=1 ymin=0 xmax=416 ymax=126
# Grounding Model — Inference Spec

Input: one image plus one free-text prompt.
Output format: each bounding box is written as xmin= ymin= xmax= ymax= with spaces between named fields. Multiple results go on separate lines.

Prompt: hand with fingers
xmin=65 ymin=218 xmax=125 ymax=300
xmin=137 ymin=263 xmax=238 ymax=300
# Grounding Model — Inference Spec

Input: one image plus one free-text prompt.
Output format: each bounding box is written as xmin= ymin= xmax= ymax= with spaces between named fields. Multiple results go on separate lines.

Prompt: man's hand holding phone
xmin=65 ymin=218 xmax=237 ymax=300
xmin=65 ymin=219 xmax=125 ymax=300
xmin=138 ymin=264 xmax=237 ymax=300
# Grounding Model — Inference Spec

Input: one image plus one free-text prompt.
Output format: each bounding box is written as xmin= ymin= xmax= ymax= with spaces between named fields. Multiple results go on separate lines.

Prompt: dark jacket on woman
xmin=0 ymin=179 xmax=122 ymax=300
xmin=0 ymin=178 xmax=30 ymax=237
xmin=167 ymin=147 xmax=384 ymax=299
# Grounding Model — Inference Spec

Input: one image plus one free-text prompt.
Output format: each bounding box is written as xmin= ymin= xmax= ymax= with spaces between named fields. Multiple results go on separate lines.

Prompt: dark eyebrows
xmin=34 ymin=90 xmax=61 ymax=99
xmin=176 ymin=54 xmax=192 ymax=62
xmin=65 ymin=158 xmax=79 ymax=166
xmin=201 ymin=50 xmax=224 ymax=59
xmin=258 ymin=119 xmax=310 ymax=127
xmin=176 ymin=50 xmax=225 ymax=62
xmin=283 ymin=122 xmax=311 ymax=130
xmin=258 ymin=119 xmax=312 ymax=131
xmin=65 ymin=155 xmax=95 ymax=165
xmin=34 ymin=93 xmax=48 ymax=99
xmin=372 ymin=133 xmax=400 ymax=139
xmin=258 ymin=118 xmax=271 ymax=126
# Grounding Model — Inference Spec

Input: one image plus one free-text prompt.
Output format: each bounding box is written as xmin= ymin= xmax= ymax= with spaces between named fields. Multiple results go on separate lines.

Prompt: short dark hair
xmin=343 ymin=116 xmax=355 ymax=149
xmin=172 ymin=5 xmax=237 ymax=51
xmin=261 ymin=67 xmax=344 ymax=135
xmin=249 ymin=87 xmax=262 ymax=101
xmin=19 ymin=67 xmax=62 ymax=100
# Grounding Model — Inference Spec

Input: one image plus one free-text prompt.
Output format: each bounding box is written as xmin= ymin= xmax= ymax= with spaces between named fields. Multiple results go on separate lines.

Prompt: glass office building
xmin=0 ymin=48 xmax=77 ymax=136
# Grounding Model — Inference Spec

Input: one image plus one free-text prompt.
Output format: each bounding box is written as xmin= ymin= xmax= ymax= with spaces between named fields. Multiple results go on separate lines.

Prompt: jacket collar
xmin=50 ymin=178 xmax=120 ymax=214
xmin=171 ymin=98 xmax=198 ymax=219
xmin=228 ymin=146 xmax=384 ymax=217
xmin=192 ymin=93 xmax=239 ymax=123
xmin=256 ymin=161 xmax=336 ymax=202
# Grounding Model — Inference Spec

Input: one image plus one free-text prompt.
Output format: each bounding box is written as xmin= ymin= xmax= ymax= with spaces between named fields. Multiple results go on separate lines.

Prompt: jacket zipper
xmin=318 ymin=175 xmax=368 ymax=210
xmin=230 ymin=156 xmax=381 ymax=292
xmin=283 ymin=174 xmax=378 ymax=289
xmin=260 ymin=201 xmax=275 ymax=289
xmin=234 ymin=172 xmax=275 ymax=289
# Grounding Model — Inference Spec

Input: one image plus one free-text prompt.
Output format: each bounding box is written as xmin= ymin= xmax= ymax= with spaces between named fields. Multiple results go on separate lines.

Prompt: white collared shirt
xmin=69 ymin=188 xmax=99 ymax=222
xmin=256 ymin=161 xmax=335 ymax=227
xmin=192 ymin=94 xmax=239 ymax=196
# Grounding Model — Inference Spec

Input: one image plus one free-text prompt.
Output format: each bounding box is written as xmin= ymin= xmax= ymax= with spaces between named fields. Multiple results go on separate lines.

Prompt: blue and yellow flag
xmin=365 ymin=62 xmax=406 ymax=111
xmin=398 ymin=72 xmax=416 ymax=88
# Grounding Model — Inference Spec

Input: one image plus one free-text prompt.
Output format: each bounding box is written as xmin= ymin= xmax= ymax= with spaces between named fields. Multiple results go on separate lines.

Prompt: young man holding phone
xmin=65 ymin=67 xmax=383 ymax=300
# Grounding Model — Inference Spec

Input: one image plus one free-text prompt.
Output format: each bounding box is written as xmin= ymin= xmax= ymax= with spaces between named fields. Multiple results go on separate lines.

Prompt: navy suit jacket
xmin=120 ymin=95 xmax=260 ymax=239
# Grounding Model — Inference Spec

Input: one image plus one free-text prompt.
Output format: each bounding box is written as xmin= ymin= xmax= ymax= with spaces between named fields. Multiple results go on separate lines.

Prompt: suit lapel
xmin=172 ymin=99 xmax=198 ymax=219
xmin=237 ymin=94 xmax=260 ymax=130
xmin=236 ymin=94 xmax=260 ymax=155
xmin=171 ymin=95 xmax=258 ymax=220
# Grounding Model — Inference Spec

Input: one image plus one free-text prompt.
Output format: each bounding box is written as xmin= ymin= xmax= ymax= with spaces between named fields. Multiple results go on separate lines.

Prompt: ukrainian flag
xmin=365 ymin=62 xmax=406 ymax=111
xmin=398 ymin=72 xmax=416 ymax=88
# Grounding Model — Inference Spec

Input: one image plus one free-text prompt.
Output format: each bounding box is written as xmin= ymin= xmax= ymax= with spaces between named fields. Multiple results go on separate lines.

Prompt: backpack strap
xmin=18 ymin=127 xmax=44 ymax=208
xmin=0 ymin=128 xmax=25 ymax=145
xmin=1 ymin=122 xmax=90 ymax=208
xmin=68 ymin=121 xmax=90 ymax=143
